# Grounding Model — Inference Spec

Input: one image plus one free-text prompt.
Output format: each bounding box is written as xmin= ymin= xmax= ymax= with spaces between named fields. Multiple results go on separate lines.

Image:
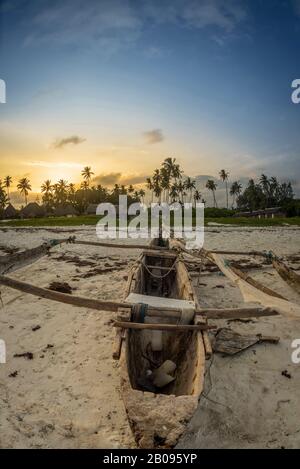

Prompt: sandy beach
xmin=0 ymin=225 xmax=299 ymax=448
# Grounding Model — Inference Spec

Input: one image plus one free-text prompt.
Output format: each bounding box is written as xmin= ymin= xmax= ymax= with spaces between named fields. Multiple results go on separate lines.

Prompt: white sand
xmin=0 ymin=226 xmax=299 ymax=448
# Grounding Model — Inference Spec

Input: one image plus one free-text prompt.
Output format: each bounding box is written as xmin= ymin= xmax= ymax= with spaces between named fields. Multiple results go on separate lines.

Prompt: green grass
xmin=2 ymin=215 xmax=300 ymax=227
xmin=1 ymin=215 xmax=102 ymax=227
xmin=205 ymin=216 xmax=300 ymax=226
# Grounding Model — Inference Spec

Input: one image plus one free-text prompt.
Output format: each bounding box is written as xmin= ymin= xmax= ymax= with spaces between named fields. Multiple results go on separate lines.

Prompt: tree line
xmin=0 ymin=160 xmax=295 ymax=216
xmin=0 ymin=167 xmax=144 ymax=215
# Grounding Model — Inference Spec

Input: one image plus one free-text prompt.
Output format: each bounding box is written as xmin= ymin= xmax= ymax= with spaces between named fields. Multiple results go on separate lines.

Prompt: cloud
xmin=187 ymin=0 xmax=247 ymax=32
xmin=143 ymin=0 xmax=247 ymax=32
xmin=23 ymin=0 xmax=142 ymax=54
xmin=25 ymin=160 xmax=84 ymax=168
xmin=17 ymin=0 xmax=248 ymax=53
xmin=52 ymin=135 xmax=86 ymax=149
xmin=143 ymin=129 xmax=164 ymax=144
xmin=92 ymin=172 xmax=147 ymax=187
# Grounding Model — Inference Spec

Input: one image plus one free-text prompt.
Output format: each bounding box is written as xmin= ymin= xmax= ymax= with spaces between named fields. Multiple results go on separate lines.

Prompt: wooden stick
xmin=0 ymin=274 xmax=127 ymax=311
xmin=0 ymin=275 xmax=196 ymax=316
xmin=142 ymin=249 xmax=177 ymax=259
xmin=202 ymin=330 xmax=213 ymax=358
xmin=113 ymin=321 xmax=215 ymax=332
xmin=0 ymin=239 xmax=69 ymax=275
xmin=209 ymin=249 xmax=267 ymax=257
xmin=112 ymin=328 xmax=124 ymax=360
xmin=74 ymin=240 xmax=168 ymax=250
xmin=272 ymin=257 xmax=300 ymax=294
xmin=0 ymin=275 xmax=283 ymax=320
xmin=143 ymin=264 xmax=176 ymax=271
xmin=257 ymin=335 xmax=280 ymax=343
xmin=200 ymin=307 xmax=279 ymax=319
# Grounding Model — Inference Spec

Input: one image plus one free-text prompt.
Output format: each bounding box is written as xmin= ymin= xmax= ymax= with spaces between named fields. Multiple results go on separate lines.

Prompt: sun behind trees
xmin=0 ymin=161 xmax=297 ymax=219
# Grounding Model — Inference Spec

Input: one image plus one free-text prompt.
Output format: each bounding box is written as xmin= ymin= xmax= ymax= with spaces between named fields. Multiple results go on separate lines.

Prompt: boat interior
xmin=125 ymin=238 xmax=204 ymax=397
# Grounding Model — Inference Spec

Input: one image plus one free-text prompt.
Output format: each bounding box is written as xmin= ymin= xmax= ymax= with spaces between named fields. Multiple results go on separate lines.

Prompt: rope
xmin=141 ymin=258 xmax=178 ymax=279
xmin=263 ymin=250 xmax=275 ymax=263
xmin=132 ymin=303 xmax=148 ymax=323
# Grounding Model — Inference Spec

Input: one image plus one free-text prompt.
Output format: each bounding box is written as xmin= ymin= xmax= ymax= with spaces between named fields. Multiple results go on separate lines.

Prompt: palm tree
xmin=139 ymin=189 xmax=146 ymax=204
xmin=160 ymin=167 xmax=171 ymax=202
xmin=80 ymin=180 xmax=89 ymax=191
xmin=193 ymin=189 xmax=202 ymax=208
xmin=113 ymin=184 xmax=120 ymax=195
xmin=81 ymin=166 xmax=94 ymax=187
xmin=41 ymin=179 xmax=53 ymax=211
xmin=41 ymin=179 xmax=52 ymax=194
xmin=0 ymin=184 xmax=8 ymax=211
xmin=184 ymin=177 xmax=196 ymax=203
xmin=162 ymin=158 xmax=183 ymax=183
xmin=259 ymin=174 xmax=270 ymax=207
xmin=4 ymin=176 xmax=12 ymax=201
xmin=68 ymin=183 xmax=76 ymax=195
xmin=17 ymin=177 xmax=31 ymax=205
xmin=146 ymin=177 xmax=154 ymax=203
xmin=128 ymin=184 xmax=134 ymax=194
xmin=229 ymin=181 xmax=242 ymax=208
xmin=153 ymin=181 xmax=162 ymax=204
xmin=172 ymin=163 xmax=183 ymax=183
xmin=169 ymin=184 xmax=178 ymax=203
xmin=219 ymin=169 xmax=229 ymax=208
xmin=54 ymin=179 xmax=68 ymax=205
xmin=177 ymin=180 xmax=186 ymax=204
xmin=152 ymin=169 xmax=162 ymax=202
xmin=206 ymin=179 xmax=218 ymax=208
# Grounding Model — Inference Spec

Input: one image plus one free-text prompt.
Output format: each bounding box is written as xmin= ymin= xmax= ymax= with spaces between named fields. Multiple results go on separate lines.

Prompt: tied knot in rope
xmin=131 ymin=303 xmax=148 ymax=323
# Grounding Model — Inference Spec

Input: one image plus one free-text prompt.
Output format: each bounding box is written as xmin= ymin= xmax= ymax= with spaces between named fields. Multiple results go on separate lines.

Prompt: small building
xmin=54 ymin=204 xmax=77 ymax=217
xmin=4 ymin=203 xmax=19 ymax=219
xmin=86 ymin=203 xmax=99 ymax=215
xmin=234 ymin=207 xmax=285 ymax=219
xmin=20 ymin=203 xmax=45 ymax=218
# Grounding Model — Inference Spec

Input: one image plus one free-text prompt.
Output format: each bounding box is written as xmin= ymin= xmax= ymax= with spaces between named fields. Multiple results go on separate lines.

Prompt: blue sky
xmin=0 ymin=0 xmax=299 ymax=203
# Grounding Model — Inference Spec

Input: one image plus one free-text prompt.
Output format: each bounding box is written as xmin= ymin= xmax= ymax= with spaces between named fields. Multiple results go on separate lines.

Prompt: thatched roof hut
xmin=20 ymin=203 xmax=45 ymax=218
xmin=54 ymin=204 xmax=77 ymax=217
xmin=4 ymin=203 xmax=19 ymax=219
xmin=234 ymin=207 xmax=285 ymax=219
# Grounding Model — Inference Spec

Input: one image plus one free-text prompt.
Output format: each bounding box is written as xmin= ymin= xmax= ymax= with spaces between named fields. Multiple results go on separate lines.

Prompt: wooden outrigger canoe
xmin=0 ymin=236 xmax=294 ymax=449
xmin=116 ymin=239 xmax=207 ymax=448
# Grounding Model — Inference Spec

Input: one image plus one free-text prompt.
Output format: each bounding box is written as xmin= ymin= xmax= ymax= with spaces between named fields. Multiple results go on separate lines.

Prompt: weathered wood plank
xmin=114 ymin=321 xmax=215 ymax=332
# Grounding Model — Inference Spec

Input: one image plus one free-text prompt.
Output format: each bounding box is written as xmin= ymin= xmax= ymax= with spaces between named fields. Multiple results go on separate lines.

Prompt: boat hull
xmin=119 ymin=244 xmax=206 ymax=448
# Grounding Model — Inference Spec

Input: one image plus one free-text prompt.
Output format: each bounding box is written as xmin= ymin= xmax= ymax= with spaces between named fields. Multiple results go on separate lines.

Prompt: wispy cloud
xmin=52 ymin=136 xmax=86 ymax=149
xmin=93 ymin=172 xmax=147 ymax=186
xmin=143 ymin=129 xmax=164 ymax=144
xmin=181 ymin=0 xmax=247 ymax=32
xmin=23 ymin=0 xmax=142 ymax=54
xmin=18 ymin=0 xmax=248 ymax=53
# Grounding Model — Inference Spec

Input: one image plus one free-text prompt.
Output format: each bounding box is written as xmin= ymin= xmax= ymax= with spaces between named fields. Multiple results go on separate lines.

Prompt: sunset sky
xmin=0 ymin=0 xmax=300 ymax=203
